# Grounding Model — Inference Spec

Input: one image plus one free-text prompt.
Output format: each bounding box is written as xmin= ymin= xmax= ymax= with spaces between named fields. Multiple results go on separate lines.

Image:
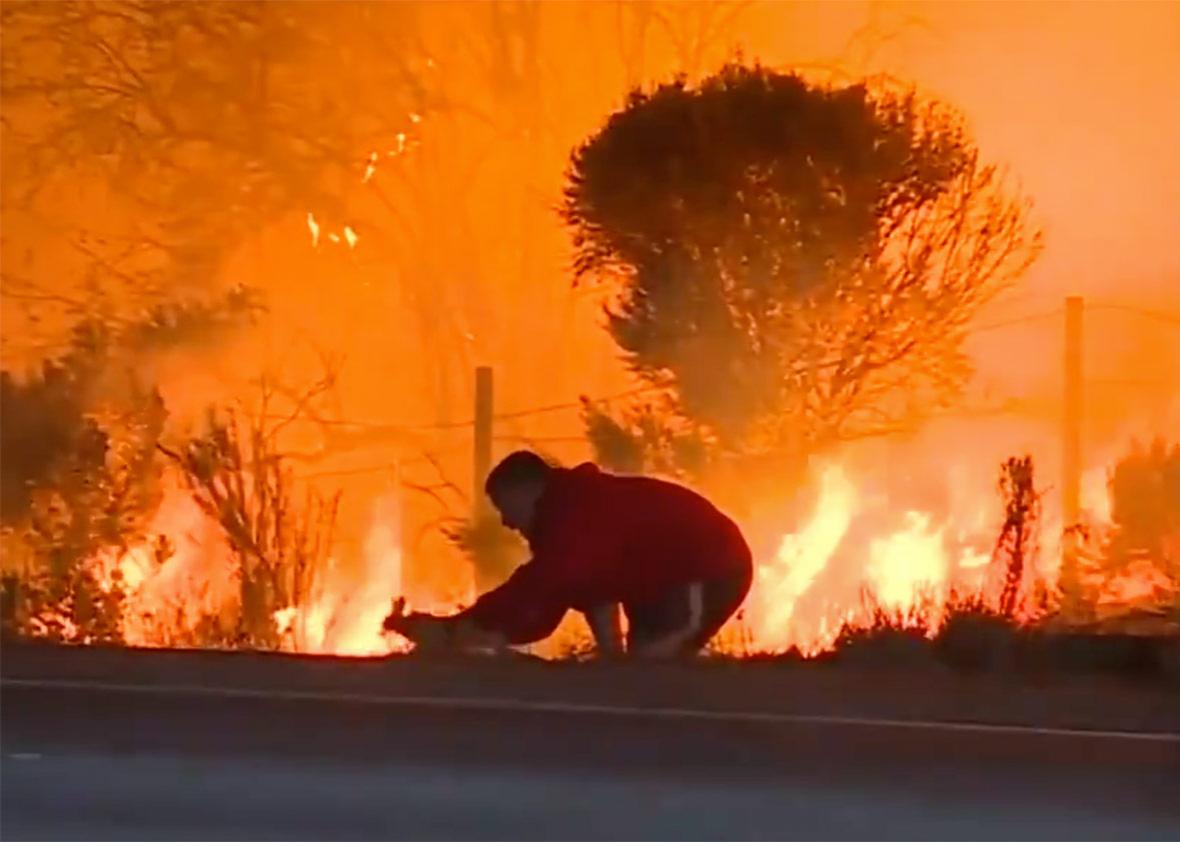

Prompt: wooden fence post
xmin=471 ymin=366 xmax=511 ymax=589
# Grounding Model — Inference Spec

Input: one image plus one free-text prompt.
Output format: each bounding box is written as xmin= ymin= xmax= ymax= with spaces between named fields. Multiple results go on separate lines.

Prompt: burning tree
xmin=563 ymin=64 xmax=1041 ymax=481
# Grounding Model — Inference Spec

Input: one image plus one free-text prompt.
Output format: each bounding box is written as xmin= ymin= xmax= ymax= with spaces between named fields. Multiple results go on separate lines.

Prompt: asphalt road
xmin=2 ymin=646 xmax=1178 ymax=840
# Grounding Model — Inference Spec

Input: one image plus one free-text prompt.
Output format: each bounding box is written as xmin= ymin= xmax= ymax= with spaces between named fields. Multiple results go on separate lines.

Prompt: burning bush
xmin=1 ymin=326 xmax=163 ymax=643
xmin=160 ymin=405 xmax=341 ymax=650
xmin=0 ymin=290 xmax=264 ymax=644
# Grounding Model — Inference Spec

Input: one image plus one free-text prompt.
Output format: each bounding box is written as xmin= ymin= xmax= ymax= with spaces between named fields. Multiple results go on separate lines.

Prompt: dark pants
xmin=624 ymin=566 xmax=753 ymax=654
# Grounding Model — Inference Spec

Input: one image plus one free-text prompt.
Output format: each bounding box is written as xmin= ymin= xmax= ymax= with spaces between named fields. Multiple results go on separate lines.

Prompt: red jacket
xmin=459 ymin=463 xmax=751 ymax=644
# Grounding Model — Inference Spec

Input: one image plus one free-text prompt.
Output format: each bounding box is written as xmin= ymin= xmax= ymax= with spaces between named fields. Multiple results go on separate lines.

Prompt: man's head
xmin=485 ymin=450 xmax=553 ymax=535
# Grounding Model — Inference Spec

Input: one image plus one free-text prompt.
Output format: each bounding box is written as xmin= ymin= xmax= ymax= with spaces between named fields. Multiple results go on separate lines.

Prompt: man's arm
xmin=384 ymin=609 xmax=508 ymax=653
xmin=583 ymin=602 xmax=624 ymax=656
xmin=383 ymin=559 xmax=568 ymax=651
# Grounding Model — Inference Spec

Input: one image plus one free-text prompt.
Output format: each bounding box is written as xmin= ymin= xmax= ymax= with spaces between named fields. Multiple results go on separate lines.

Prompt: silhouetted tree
xmin=563 ymin=64 xmax=1041 ymax=477
xmin=993 ymin=455 xmax=1041 ymax=617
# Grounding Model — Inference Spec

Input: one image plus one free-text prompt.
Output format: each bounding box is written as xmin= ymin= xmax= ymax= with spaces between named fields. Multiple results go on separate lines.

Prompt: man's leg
xmin=623 ymin=589 xmax=688 ymax=654
xmin=582 ymin=602 xmax=624 ymax=655
xmin=625 ymin=583 xmax=704 ymax=657
xmin=624 ymin=566 xmax=753 ymax=656
xmin=686 ymin=565 xmax=753 ymax=652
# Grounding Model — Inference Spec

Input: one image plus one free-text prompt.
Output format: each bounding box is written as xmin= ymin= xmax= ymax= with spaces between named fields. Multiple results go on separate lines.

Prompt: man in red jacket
xmin=385 ymin=451 xmax=753 ymax=658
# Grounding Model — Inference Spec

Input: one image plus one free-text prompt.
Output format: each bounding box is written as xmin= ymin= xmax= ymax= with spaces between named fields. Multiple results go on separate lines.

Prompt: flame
xmin=306 ymin=211 xmax=321 ymax=247
xmin=1096 ymin=559 xmax=1174 ymax=607
xmin=307 ymin=218 xmax=359 ymax=250
xmin=86 ymin=474 xmax=417 ymax=656
xmin=749 ymin=464 xmax=854 ymax=651
xmin=75 ymin=425 xmax=1171 ymax=658
xmin=743 ymin=452 xmax=1025 ymax=654
xmin=867 ymin=511 xmax=948 ymax=609
xmin=90 ymin=475 xmax=237 ymax=646
xmin=270 ymin=489 xmax=411 ymax=656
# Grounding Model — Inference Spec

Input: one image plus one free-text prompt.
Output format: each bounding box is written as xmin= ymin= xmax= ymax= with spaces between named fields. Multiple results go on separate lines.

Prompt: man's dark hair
xmin=485 ymin=450 xmax=553 ymax=496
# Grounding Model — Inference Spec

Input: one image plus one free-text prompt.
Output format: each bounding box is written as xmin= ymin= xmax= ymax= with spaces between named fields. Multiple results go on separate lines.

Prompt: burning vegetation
xmin=1 ymin=3 xmax=1177 ymax=667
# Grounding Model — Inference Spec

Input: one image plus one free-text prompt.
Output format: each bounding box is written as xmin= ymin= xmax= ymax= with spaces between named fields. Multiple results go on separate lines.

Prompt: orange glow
xmin=5 ymin=2 xmax=1177 ymax=655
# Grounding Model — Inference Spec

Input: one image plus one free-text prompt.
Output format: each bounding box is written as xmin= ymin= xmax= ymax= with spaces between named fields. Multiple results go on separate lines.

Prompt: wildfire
xmin=269 ymin=491 xmax=411 ymax=656
xmin=90 ymin=476 xmax=412 ymax=656
xmin=742 ymin=446 xmax=1057 ymax=655
xmin=744 ymin=460 xmax=989 ymax=653
xmin=78 ymin=432 xmax=1171 ymax=658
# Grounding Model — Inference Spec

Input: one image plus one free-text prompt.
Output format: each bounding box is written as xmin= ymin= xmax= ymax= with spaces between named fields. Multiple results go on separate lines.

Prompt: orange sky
xmin=718 ymin=0 xmax=1179 ymax=304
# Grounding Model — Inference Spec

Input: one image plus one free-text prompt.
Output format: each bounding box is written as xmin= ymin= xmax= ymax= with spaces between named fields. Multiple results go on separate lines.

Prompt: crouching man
xmin=384 ymin=450 xmax=752 ymax=658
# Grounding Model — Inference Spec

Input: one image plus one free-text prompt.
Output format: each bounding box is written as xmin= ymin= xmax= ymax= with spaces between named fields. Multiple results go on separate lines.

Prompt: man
xmin=384 ymin=451 xmax=753 ymax=658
